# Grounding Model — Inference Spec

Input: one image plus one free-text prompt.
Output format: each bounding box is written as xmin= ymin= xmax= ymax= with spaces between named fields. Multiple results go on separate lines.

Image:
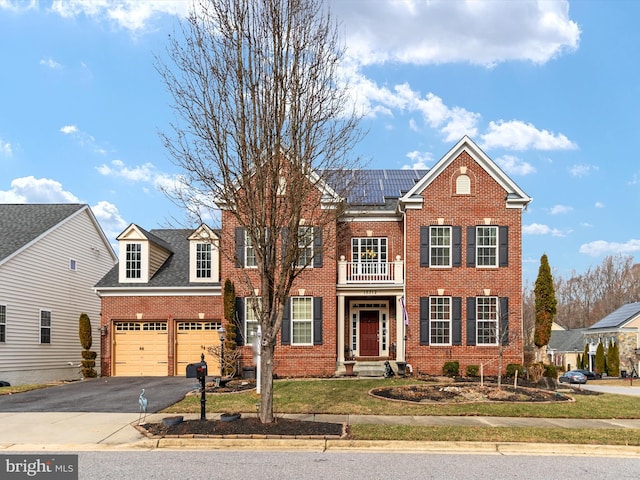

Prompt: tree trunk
xmin=259 ymin=342 xmax=275 ymax=423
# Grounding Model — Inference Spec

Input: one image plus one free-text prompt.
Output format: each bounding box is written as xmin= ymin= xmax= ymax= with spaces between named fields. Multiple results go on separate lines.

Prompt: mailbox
xmin=186 ymin=362 xmax=207 ymax=379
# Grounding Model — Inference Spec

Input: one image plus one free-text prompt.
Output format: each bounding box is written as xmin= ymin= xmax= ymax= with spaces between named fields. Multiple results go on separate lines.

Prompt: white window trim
xmin=429 ymin=296 xmax=452 ymax=346
xmin=429 ymin=226 xmax=452 ymax=268
xmin=297 ymin=226 xmax=314 ymax=268
xmin=40 ymin=309 xmax=51 ymax=344
xmin=476 ymin=296 xmax=499 ymax=346
xmin=245 ymin=232 xmax=257 ymax=268
xmin=245 ymin=297 xmax=261 ymax=345
xmin=195 ymin=243 xmax=212 ymax=279
xmin=291 ymin=296 xmax=313 ymax=346
xmin=476 ymin=226 xmax=498 ymax=268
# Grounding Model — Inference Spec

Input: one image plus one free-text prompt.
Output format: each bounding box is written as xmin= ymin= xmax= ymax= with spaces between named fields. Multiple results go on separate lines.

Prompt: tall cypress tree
xmin=595 ymin=342 xmax=605 ymax=374
xmin=534 ymin=254 xmax=557 ymax=362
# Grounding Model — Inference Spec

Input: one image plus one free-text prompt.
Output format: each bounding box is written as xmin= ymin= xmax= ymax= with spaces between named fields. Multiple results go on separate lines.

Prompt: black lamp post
xmin=218 ymin=326 xmax=226 ymax=377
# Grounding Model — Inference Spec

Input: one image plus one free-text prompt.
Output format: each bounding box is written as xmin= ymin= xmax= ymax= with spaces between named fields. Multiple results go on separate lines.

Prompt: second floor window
xmin=351 ymin=237 xmax=387 ymax=276
xmin=430 ymin=226 xmax=451 ymax=267
xmin=245 ymin=232 xmax=257 ymax=268
xmin=476 ymin=226 xmax=497 ymax=267
xmin=297 ymin=227 xmax=314 ymax=267
xmin=430 ymin=297 xmax=451 ymax=345
xmin=0 ymin=305 xmax=6 ymax=342
xmin=125 ymin=243 xmax=142 ymax=279
xmin=40 ymin=310 xmax=51 ymax=344
xmin=195 ymin=243 xmax=212 ymax=278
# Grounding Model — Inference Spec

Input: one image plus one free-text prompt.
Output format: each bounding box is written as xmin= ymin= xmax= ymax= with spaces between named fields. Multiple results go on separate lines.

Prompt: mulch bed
xmin=141 ymin=417 xmax=345 ymax=438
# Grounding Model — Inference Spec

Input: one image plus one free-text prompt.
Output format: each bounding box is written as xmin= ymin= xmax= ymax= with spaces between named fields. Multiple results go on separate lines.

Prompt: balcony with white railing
xmin=337 ymin=255 xmax=404 ymax=285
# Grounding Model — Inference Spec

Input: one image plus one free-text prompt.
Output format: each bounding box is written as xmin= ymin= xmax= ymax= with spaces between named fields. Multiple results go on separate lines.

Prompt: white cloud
xmin=96 ymin=159 xmax=154 ymax=182
xmin=40 ymin=57 xmax=62 ymax=69
xmin=549 ymin=204 xmax=573 ymax=215
xmin=333 ymin=0 xmax=580 ymax=67
xmin=579 ymin=239 xmax=640 ymax=257
xmin=0 ymin=137 xmax=12 ymax=157
xmin=49 ymin=0 xmax=189 ymax=33
xmin=402 ymin=150 xmax=432 ymax=170
xmin=569 ymin=164 xmax=598 ymax=177
xmin=90 ymin=199 xmax=127 ymax=243
xmin=495 ymin=155 xmax=536 ymax=176
xmin=0 ymin=176 xmax=79 ymax=203
xmin=0 ymin=0 xmax=36 ymax=12
xmin=480 ymin=121 xmax=577 ymax=151
xmin=59 ymin=124 xmax=106 ymax=155
xmin=595 ymin=201 xmax=605 ymax=208
xmin=523 ymin=223 xmax=567 ymax=237
xmin=60 ymin=125 xmax=78 ymax=135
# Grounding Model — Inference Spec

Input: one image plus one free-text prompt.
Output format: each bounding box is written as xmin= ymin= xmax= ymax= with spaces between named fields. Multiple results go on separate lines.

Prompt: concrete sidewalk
xmin=1 ymin=411 xmax=640 ymax=454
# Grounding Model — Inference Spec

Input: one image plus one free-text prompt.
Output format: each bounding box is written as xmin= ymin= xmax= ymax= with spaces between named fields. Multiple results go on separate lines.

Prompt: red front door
xmin=359 ymin=311 xmax=379 ymax=356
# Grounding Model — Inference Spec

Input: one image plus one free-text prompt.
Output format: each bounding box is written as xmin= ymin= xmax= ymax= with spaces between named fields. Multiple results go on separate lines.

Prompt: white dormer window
xmin=125 ymin=243 xmax=142 ymax=279
xmin=189 ymin=225 xmax=220 ymax=282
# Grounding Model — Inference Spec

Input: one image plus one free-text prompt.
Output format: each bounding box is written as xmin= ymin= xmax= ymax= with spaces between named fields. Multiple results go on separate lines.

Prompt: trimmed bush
xmin=527 ymin=363 xmax=545 ymax=382
xmin=466 ymin=364 xmax=479 ymax=377
xmin=595 ymin=342 xmax=605 ymax=374
xmin=442 ymin=361 xmax=459 ymax=377
xmin=506 ymin=363 xmax=524 ymax=378
xmin=81 ymin=350 xmax=97 ymax=360
xmin=543 ymin=364 xmax=557 ymax=378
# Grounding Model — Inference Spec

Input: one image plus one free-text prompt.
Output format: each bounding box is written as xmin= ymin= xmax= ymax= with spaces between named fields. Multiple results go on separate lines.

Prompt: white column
xmin=396 ymin=295 xmax=405 ymax=361
xmin=338 ymin=295 xmax=346 ymax=363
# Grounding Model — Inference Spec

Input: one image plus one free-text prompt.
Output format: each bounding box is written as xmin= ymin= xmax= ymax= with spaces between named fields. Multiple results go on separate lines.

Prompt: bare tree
xmin=157 ymin=0 xmax=363 ymax=423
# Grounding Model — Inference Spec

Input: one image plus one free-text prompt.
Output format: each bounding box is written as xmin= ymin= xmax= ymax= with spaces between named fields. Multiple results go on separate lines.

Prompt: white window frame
xmin=195 ymin=243 xmax=212 ymax=279
xmin=40 ymin=310 xmax=51 ymax=344
xmin=430 ymin=226 xmax=452 ymax=268
xmin=245 ymin=232 xmax=257 ymax=268
xmin=0 ymin=304 xmax=6 ymax=343
xmin=351 ymin=237 xmax=388 ymax=276
xmin=297 ymin=226 xmax=314 ymax=267
xmin=477 ymin=296 xmax=498 ymax=345
xmin=456 ymin=174 xmax=471 ymax=194
xmin=476 ymin=226 xmax=498 ymax=267
xmin=245 ymin=297 xmax=261 ymax=345
xmin=430 ymin=297 xmax=451 ymax=346
xmin=291 ymin=296 xmax=313 ymax=346
xmin=125 ymin=243 xmax=142 ymax=279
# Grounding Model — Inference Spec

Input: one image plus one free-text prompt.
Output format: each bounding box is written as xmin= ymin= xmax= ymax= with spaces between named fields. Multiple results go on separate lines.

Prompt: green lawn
xmin=163 ymin=377 xmax=640 ymax=419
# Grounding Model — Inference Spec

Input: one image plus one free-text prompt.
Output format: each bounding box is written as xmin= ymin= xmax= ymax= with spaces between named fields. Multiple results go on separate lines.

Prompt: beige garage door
xmin=114 ymin=322 xmax=168 ymax=376
xmin=176 ymin=321 xmax=222 ymax=376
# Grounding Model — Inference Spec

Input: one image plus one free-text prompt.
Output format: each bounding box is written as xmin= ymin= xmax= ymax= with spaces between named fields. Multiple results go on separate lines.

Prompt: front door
xmin=359 ymin=310 xmax=379 ymax=356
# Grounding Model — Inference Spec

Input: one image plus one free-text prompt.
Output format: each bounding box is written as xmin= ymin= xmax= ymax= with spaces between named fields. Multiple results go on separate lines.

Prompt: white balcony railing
xmin=337 ymin=256 xmax=404 ymax=285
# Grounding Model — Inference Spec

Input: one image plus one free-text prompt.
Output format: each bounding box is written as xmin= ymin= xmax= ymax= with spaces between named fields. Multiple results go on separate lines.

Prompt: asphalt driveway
xmin=0 ymin=377 xmax=198 ymax=413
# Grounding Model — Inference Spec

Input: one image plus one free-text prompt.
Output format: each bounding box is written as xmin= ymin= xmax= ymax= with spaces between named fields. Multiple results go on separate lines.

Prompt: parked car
xmin=559 ymin=370 xmax=587 ymax=384
xmin=575 ymin=369 xmax=601 ymax=380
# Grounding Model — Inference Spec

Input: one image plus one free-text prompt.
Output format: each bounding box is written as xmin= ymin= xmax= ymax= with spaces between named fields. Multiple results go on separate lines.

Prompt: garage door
xmin=176 ymin=322 xmax=222 ymax=376
xmin=114 ymin=322 xmax=168 ymax=376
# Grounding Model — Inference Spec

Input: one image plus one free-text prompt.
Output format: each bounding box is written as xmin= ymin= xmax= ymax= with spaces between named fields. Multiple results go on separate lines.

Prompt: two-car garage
xmin=112 ymin=321 xmax=222 ymax=376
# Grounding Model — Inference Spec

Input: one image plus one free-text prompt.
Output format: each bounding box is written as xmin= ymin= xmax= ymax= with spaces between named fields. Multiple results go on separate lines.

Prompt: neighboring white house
xmin=0 ymin=204 xmax=117 ymax=385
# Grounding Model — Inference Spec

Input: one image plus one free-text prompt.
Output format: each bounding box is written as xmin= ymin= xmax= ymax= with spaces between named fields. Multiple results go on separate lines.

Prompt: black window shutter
xmin=466 ymin=297 xmax=476 ymax=346
xmin=313 ymin=297 xmax=323 ymax=344
xmin=452 ymin=297 xmax=462 ymax=345
xmin=235 ymin=227 xmax=245 ymax=268
xmin=499 ymin=226 xmax=509 ymax=267
xmin=452 ymin=227 xmax=462 ymax=267
xmin=235 ymin=297 xmax=245 ymax=346
xmin=466 ymin=226 xmax=476 ymax=267
xmin=420 ymin=226 xmax=430 ymax=267
xmin=500 ymin=297 xmax=509 ymax=346
xmin=281 ymin=299 xmax=291 ymax=345
xmin=419 ymin=297 xmax=430 ymax=345
xmin=313 ymin=228 xmax=323 ymax=268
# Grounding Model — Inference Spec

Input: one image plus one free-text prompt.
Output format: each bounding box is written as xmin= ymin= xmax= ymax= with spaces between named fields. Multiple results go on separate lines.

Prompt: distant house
xmin=0 ymin=204 xmax=117 ymax=385
xmin=585 ymin=302 xmax=640 ymax=376
xmin=547 ymin=322 xmax=585 ymax=371
xmin=95 ymin=136 xmax=531 ymax=378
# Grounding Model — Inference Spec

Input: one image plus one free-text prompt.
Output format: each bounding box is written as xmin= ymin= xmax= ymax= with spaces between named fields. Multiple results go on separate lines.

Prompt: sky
xmin=1 ymin=0 xmax=639 ymax=285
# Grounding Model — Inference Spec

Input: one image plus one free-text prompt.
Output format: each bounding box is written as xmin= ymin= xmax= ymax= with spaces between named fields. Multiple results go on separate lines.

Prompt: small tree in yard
xmin=534 ymin=254 xmax=557 ymax=362
xmin=607 ymin=341 xmax=620 ymax=377
xmin=583 ymin=343 xmax=590 ymax=370
xmin=158 ymin=0 xmax=363 ymax=423
xmin=595 ymin=342 xmax=605 ymax=375
xmin=222 ymin=279 xmax=238 ymax=376
xmin=79 ymin=313 xmax=97 ymax=378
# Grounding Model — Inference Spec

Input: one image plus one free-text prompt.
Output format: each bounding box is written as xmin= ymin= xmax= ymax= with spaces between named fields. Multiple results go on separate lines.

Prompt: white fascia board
xmin=94 ymin=286 xmax=222 ymax=297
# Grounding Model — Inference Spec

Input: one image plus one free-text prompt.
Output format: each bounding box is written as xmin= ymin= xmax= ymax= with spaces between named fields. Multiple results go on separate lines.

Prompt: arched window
xmin=456 ymin=174 xmax=471 ymax=194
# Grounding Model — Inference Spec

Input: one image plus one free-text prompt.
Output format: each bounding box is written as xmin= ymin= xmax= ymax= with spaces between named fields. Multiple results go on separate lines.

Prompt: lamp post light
xmin=218 ymin=326 xmax=226 ymax=377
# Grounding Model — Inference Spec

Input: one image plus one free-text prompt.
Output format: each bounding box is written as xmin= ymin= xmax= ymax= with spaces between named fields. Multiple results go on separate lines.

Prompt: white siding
xmin=0 ymin=209 xmax=116 ymax=385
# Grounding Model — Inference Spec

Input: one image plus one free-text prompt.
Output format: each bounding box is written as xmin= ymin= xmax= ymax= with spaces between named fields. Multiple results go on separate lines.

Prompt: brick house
xmin=95 ymin=136 xmax=531 ymax=377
